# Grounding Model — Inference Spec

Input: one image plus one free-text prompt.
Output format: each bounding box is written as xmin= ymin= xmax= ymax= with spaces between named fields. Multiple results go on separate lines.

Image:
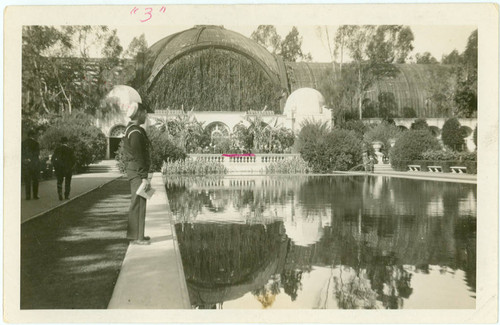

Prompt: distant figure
xmin=369 ymin=155 xmax=375 ymax=173
xmin=22 ymin=130 xmax=40 ymax=200
xmin=51 ymin=137 xmax=76 ymax=201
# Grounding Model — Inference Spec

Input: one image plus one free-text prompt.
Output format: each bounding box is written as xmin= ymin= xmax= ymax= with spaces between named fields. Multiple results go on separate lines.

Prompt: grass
xmin=21 ymin=178 xmax=131 ymax=309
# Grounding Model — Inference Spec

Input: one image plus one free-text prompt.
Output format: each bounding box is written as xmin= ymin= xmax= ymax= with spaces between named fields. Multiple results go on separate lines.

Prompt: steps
xmin=85 ymin=160 xmax=121 ymax=174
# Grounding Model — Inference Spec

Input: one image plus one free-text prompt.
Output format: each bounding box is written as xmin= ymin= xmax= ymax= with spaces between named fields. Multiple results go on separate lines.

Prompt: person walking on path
xmin=22 ymin=130 xmax=40 ymax=200
xmin=122 ymin=99 xmax=152 ymax=246
xmin=51 ymin=137 xmax=76 ymax=201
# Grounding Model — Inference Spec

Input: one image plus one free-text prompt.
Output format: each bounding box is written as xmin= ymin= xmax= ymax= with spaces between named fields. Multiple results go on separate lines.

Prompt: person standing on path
xmin=22 ymin=130 xmax=40 ymax=200
xmin=122 ymin=100 xmax=152 ymax=245
xmin=51 ymin=137 xmax=76 ymax=200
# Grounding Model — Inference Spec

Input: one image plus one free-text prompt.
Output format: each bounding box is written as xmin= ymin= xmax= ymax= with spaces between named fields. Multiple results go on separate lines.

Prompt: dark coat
xmin=122 ymin=123 xmax=151 ymax=179
xmin=22 ymin=138 xmax=40 ymax=169
xmin=52 ymin=144 xmax=76 ymax=174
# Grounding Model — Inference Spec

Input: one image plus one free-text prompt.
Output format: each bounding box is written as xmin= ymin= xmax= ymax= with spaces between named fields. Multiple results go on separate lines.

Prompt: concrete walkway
xmin=107 ymin=173 xmax=191 ymax=309
xmin=21 ymin=160 xmax=122 ymax=223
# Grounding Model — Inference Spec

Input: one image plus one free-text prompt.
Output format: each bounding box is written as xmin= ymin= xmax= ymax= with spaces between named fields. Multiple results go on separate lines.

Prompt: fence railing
xmin=187 ymin=153 xmax=300 ymax=164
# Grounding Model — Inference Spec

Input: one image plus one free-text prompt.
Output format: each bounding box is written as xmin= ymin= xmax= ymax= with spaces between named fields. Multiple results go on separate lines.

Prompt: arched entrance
xmin=108 ymin=125 xmax=126 ymax=159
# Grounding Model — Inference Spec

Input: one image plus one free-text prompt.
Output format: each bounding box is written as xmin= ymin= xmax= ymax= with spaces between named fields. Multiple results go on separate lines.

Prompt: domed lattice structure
xmin=138 ymin=26 xmax=288 ymax=113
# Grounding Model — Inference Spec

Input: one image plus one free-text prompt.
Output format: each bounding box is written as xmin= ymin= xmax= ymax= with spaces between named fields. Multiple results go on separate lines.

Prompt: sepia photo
xmin=4 ymin=3 xmax=499 ymax=324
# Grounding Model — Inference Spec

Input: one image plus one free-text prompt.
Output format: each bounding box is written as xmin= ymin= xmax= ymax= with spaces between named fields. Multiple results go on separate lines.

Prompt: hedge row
xmin=391 ymin=160 xmax=477 ymax=174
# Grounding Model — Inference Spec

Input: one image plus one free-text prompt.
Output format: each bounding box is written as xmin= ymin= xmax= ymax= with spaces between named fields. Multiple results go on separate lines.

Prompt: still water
xmin=165 ymin=175 xmax=476 ymax=309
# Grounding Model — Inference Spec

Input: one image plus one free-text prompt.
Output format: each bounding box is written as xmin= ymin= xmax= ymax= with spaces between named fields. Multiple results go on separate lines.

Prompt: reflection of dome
xmin=283 ymin=88 xmax=326 ymax=116
xmin=283 ymin=212 xmax=329 ymax=247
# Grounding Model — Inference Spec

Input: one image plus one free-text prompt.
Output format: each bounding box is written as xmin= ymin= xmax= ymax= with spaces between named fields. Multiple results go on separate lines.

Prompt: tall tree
xmin=123 ymin=33 xmax=148 ymax=59
xmin=251 ymin=25 xmax=281 ymax=54
xmin=415 ymin=52 xmax=438 ymax=64
xmin=441 ymin=49 xmax=462 ymax=65
xmin=332 ymin=25 xmax=414 ymax=119
xmin=22 ymin=26 xmax=125 ymax=119
xmin=280 ymin=27 xmax=312 ymax=62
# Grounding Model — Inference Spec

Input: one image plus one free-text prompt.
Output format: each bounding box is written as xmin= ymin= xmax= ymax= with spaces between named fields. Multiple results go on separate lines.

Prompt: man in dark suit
xmin=22 ymin=130 xmax=40 ymax=200
xmin=51 ymin=137 xmax=76 ymax=201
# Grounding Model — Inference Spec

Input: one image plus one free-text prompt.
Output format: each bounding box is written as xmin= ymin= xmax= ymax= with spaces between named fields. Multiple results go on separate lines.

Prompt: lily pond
xmin=165 ymin=175 xmax=476 ymax=309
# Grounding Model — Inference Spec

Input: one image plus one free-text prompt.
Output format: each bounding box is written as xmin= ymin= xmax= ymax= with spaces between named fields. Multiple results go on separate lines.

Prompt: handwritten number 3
xmin=141 ymin=7 xmax=153 ymax=22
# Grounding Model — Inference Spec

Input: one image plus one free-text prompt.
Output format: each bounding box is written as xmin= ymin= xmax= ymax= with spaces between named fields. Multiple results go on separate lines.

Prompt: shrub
xmin=297 ymin=123 xmax=363 ymax=172
xmin=337 ymin=120 xmax=367 ymax=139
xmin=265 ymin=157 xmax=311 ymax=174
xmin=162 ymin=159 xmax=227 ymax=175
xmin=421 ymin=149 xmax=459 ymax=161
xmin=391 ymin=130 xmax=441 ymax=169
xmin=410 ymin=118 xmax=429 ymax=131
xmin=39 ymin=113 xmax=106 ymax=172
xmin=442 ymin=117 xmax=465 ymax=151
xmin=147 ymin=127 xmax=187 ymax=172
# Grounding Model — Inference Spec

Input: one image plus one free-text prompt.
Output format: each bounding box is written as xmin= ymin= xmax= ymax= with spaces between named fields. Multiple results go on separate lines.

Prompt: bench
xmin=427 ymin=165 xmax=443 ymax=173
xmin=450 ymin=166 xmax=467 ymax=174
xmin=408 ymin=165 xmax=421 ymax=172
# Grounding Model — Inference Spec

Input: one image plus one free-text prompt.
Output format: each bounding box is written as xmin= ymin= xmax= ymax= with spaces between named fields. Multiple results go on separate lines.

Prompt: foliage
xmin=401 ymin=106 xmax=417 ymax=118
xmin=147 ymin=48 xmax=281 ymax=113
xmin=363 ymin=122 xmax=402 ymax=156
xmin=333 ymin=25 xmax=413 ymax=118
xmin=415 ymin=52 xmax=438 ymax=64
xmin=318 ymin=65 xmax=359 ymax=115
xmin=265 ymin=157 xmax=311 ymax=174
xmin=442 ymin=49 xmax=462 ymax=65
xmin=337 ymin=119 xmax=367 ymax=139
xmin=421 ymin=149 xmax=460 ymax=161
xmin=296 ymin=121 xmax=363 ymax=172
xmin=377 ymin=92 xmax=397 ymax=118
xmin=442 ymin=118 xmax=465 ymax=151
xmin=250 ymin=25 xmax=281 ymax=54
xmin=390 ymin=130 xmax=441 ymax=168
xmin=123 ymin=33 xmax=148 ymax=59
xmin=39 ymin=112 xmax=106 ymax=171
xmin=147 ymin=126 xmax=187 ymax=171
xmin=280 ymin=26 xmax=312 ymax=62
xmin=421 ymin=149 xmax=477 ymax=162
xmin=439 ymin=30 xmax=477 ymax=118
xmin=425 ymin=65 xmax=457 ymax=117
xmin=22 ymin=26 xmax=126 ymax=119
xmin=410 ymin=118 xmax=429 ymax=131
xmin=162 ymin=159 xmax=227 ymax=175
xmin=251 ymin=25 xmax=312 ymax=61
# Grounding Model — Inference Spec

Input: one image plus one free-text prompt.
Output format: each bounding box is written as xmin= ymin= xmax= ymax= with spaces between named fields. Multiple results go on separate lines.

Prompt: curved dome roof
xmin=142 ymin=25 xmax=286 ymax=90
xmin=283 ymin=88 xmax=326 ymax=116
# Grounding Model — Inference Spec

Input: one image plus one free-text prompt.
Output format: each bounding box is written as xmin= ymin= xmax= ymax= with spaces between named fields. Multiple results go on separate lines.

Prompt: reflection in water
xmin=166 ymin=176 xmax=476 ymax=309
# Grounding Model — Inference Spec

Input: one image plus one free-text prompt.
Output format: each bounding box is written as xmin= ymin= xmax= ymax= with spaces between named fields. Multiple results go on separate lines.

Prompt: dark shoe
xmin=143 ymin=236 xmax=151 ymax=241
xmin=65 ymin=195 xmax=70 ymax=200
xmin=130 ymin=239 xmax=151 ymax=246
xmin=58 ymin=194 xmax=63 ymax=201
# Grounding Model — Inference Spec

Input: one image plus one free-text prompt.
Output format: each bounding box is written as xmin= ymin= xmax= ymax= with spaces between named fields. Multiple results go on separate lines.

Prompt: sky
xmin=113 ymin=24 xmax=477 ymax=62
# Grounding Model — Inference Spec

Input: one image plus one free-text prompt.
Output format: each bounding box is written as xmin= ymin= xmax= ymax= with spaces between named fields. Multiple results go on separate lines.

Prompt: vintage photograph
xmin=4 ymin=3 xmax=498 ymax=324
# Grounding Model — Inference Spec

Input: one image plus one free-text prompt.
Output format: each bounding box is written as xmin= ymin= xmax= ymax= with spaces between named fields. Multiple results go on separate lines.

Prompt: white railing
xmin=187 ymin=153 xmax=300 ymax=164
